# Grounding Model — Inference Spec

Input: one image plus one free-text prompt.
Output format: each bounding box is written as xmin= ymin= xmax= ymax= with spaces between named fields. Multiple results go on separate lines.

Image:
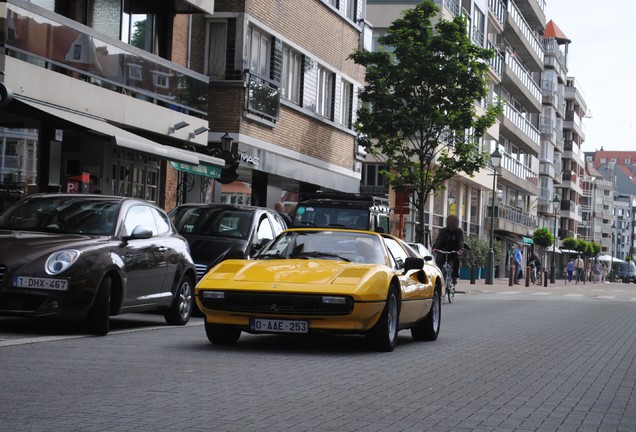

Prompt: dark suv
xmin=291 ymin=193 xmax=390 ymax=233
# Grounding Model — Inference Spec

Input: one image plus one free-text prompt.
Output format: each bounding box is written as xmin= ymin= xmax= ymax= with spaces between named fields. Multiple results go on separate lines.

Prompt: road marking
xmin=531 ymin=292 xmax=552 ymax=296
xmin=498 ymin=291 xmax=521 ymax=295
xmin=564 ymin=294 xmax=584 ymax=297
xmin=595 ymin=295 xmax=615 ymax=300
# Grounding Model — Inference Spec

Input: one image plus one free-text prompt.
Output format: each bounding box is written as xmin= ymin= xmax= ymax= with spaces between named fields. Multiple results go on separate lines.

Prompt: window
xmin=151 ymin=208 xmax=171 ymax=235
xmin=127 ymin=64 xmax=142 ymax=80
xmin=345 ymin=0 xmax=356 ymax=20
xmin=282 ymin=46 xmax=301 ymax=104
xmin=123 ymin=205 xmax=155 ymax=237
xmin=207 ymin=21 xmax=227 ymax=78
xmin=472 ymin=7 xmax=485 ymax=47
xmin=339 ymin=80 xmax=353 ymax=128
xmin=256 ymin=216 xmax=275 ymax=244
xmin=248 ymin=26 xmax=271 ymax=78
xmin=152 ymin=71 xmax=170 ymax=88
xmin=316 ymin=66 xmax=334 ymax=119
xmin=626 ymin=158 xmax=631 ymax=165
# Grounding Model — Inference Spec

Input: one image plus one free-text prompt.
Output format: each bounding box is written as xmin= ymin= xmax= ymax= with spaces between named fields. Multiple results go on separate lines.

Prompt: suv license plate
xmin=250 ymin=318 xmax=308 ymax=334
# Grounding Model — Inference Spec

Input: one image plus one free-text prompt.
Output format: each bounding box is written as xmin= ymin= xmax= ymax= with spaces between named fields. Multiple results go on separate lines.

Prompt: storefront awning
xmin=522 ymin=236 xmax=534 ymax=245
xmin=17 ymin=99 xmax=224 ymax=167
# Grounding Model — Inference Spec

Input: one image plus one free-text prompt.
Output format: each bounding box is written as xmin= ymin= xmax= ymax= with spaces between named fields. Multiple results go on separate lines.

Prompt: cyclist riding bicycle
xmin=528 ymin=252 xmax=541 ymax=283
xmin=432 ymin=215 xmax=465 ymax=286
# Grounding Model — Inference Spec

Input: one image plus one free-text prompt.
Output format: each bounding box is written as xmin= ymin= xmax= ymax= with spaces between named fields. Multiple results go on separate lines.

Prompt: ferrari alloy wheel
xmin=367 ymin=286 xmax=399 ymax=352
xmin=205 ymin=322 xmax=241 ymax=345
xmin=164 ymin=275 xmax=193 ymax=325
xmin=411 ymin=287 xmax=440 ymax=341
xmin=86 ymin=276 xmax=111 ymax=336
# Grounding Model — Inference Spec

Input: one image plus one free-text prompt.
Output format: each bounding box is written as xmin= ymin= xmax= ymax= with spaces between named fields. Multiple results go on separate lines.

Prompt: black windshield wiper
xmin=290 ymin=252 xmax=350 ymax=262
xmin=255 ymin=253 xmax=287 ymax=260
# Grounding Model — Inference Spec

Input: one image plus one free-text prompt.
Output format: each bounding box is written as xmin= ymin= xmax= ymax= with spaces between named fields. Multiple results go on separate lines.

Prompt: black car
xmin=0 ymin=194 xmax=197 ymax=335
xmin=168 ymin=204 xmax=287 ymax=281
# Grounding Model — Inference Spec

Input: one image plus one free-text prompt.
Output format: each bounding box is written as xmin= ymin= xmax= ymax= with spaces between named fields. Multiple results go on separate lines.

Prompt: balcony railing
xmin=444 ymin=0 xmax=461 ymax=17
xmin=503 ymin=101 xmax=540 ymax=146
xmin=488 ymin=0 xmax=506 ymax=27
xmin=542 ymin=38 xmax=566 ymax=66
xmin=247 ymin=75 xmax=280 ymax=121
xmin=507 ymin=0 xmax=544 ymax=62
xmin=500 ymin=150 xmax=538 ymax=185
xmin=488 ymin=202 xmax=537 ymax=229
xmin=2 ymin=2 xmax=209 ymax=115
xmin=487 ymin=42 xmax=503 ymax=77
xmin=472 ymin=25 xmax=485 ymax=47
xmin=505 ymin=49 xmax=542 ymax=102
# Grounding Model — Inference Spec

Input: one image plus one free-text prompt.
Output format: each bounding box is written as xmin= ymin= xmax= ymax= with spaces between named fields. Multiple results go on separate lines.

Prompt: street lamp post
xmin=610 ymin=222 xmax=615 ymax=282
xmin=485 ymin=148 xmax=502 ymax=285
xmin=550 ymin=195 xmax=560 ymax=283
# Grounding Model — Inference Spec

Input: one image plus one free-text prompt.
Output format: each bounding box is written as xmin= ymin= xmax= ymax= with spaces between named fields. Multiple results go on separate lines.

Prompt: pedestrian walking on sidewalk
xmin=566 ymin=258 xmax=574 ymax=283
xmin=512 ymin=244 xmax=522 ymax=285
xmin=574 ymin=256 xmax=584 ymax=284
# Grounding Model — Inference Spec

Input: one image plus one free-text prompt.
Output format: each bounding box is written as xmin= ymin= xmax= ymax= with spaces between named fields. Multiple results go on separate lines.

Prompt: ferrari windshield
xmin=0 ymin=196 xmax=120 ymax=235
xmin=256 ymin=230 xmax=387 ymax=265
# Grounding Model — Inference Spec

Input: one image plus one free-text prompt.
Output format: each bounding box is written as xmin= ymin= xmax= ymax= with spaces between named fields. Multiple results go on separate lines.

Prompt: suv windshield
xmin=292 ymin=194 xmax=389 ymax=232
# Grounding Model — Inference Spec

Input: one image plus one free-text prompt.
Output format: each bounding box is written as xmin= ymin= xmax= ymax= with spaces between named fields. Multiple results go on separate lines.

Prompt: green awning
xmin=522 ymin=236 xmax=534 ymax=244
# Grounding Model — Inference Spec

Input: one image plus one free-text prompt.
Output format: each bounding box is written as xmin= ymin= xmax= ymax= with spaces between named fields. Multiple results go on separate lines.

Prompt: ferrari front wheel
xmin=205 ymin=322 xmax=241 ymax=345
xmin=411 ymin=288 xmax=440 ymax=341
xmin=367 ymin=286 xmax=399 ymax=352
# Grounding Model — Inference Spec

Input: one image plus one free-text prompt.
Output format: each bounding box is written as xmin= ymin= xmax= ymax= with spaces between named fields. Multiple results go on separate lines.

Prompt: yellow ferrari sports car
xmin=195 ymin=228 xmax=444 ymax=351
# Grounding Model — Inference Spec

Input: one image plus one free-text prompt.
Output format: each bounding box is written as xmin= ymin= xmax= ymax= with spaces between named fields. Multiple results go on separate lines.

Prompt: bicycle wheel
xmin=445 ymin=271 xmax=454 ymax=304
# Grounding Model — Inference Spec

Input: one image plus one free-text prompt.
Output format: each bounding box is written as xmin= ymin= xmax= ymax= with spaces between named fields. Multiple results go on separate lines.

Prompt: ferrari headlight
xmin=321 ymin=296 xmax=347 ymax=304
xmin=45 ymin=250 xmax=81 ymax=275
xmin=201 ymin=291 xmax=225 ymax=299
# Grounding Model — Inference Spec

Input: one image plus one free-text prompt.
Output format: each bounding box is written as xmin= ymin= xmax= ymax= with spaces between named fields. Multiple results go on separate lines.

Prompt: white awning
xmin=17 ymin=98 xmax=224 ymax=167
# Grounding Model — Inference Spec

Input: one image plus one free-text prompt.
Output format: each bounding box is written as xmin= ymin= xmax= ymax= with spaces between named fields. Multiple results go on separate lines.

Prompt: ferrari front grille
xmin=200 ymin=291 xmax=354 ymax=316
xmin=0 ymin=265 xmax=5 ymax=284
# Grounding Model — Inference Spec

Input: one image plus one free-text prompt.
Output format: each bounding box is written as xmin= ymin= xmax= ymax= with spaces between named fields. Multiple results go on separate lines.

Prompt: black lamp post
xmin=611 ymin=221 xmax=615 ymax=282
xmin=550 ymin=194 xmax=560 ymax=283
xmin=485 ymin=148 xmax=502 ymax=285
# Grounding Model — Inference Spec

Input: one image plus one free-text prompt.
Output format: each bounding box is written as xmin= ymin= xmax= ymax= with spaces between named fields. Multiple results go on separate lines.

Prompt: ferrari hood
xmin=205 ymin=259 xmax=371 ymax=284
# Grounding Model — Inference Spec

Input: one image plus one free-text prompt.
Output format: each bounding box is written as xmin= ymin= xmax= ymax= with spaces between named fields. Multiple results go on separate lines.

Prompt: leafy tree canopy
xmin=533 ymin=227 xmax=554 ymax=248
xmin=350 ymin=0 xmax=502 ymax=242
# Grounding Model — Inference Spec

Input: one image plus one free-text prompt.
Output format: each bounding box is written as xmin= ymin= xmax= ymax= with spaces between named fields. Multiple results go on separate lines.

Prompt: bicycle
xmin=529 ymin=262 xmax=542 ymax=286
xmin=436 ymin=250 xmax=459 ymax=303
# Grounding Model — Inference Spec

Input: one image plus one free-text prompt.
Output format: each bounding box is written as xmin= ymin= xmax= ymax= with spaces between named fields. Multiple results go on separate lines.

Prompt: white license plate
xmin=250 ymin=318 xmax=308 ymax=334
xmin=13 ymin=276 xmax=68 ymax=291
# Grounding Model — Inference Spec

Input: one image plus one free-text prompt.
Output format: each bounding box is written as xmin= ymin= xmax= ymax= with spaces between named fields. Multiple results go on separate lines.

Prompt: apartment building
xmin=558 ymin=75 xmax=587 ymax=241
xmin=366 ymin=0 xmax=546 ymax=277
xmin=0 ymin=0 xmax=226 ymax=210
xmin=202 ymin=0 xmax=367 ymax=207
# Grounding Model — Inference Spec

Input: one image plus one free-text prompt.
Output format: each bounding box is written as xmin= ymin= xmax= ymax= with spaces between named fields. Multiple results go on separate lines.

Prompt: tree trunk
xmin=470 ymin=265 xmax=476 ymax=284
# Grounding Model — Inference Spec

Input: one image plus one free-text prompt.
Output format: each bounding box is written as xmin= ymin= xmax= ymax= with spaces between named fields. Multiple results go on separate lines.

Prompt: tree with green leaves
xmin=350 ymin=0 xmax=502 ymax=243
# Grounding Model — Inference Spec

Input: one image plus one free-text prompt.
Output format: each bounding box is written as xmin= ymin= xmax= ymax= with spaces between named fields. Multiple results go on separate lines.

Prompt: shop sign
xmin=169 ymin=161 xmax=221 ymax=179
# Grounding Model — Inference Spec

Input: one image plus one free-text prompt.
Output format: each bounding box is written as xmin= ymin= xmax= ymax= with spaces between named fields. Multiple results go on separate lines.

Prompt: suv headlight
xmin=46 ymin=250 xmax=81 ymax=275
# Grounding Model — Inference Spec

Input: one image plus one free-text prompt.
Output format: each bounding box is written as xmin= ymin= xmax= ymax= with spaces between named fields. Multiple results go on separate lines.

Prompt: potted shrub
xmin=462 ymin=236 xmax=489 ymax=284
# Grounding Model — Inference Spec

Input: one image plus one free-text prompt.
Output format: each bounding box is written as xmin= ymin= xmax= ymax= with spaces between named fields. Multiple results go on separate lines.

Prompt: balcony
xmin=442 ymin=0 xmax=461 ymax=17
xmin=504 ymin=0 xmax=544 ymax=70
xmin=564 ymin=111 xmax=585 ymax=141
xmin=487 ymin=42 xmax=503 ymax=81
xmin=561 ymin=169 xmax=583 ymax=195
xmin=1 ymin=2 xmax=209 ymax=116
xmin=497 ymin=150 xmax=539 ymax=195
xmin=247 ymin=75 xmax=280 ymax=122
xmin=487 ymin=202 xmax=538 ymax=235
xmin=488 ymin=0 xmax=506 ymax=31
xmin=500 ymin=101 xmax=540 ymax=153
xmin=502 ymin=50 xmax=542 ymax=111
xmin=513 ymin=0 xmax=546 ymax=29
xmin=560 ymin=199 xmax=582 ymax=222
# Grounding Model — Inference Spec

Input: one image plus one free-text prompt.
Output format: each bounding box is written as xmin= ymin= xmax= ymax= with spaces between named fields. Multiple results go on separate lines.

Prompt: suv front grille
xmin=199 ymin=291 xmax=353 ymax=316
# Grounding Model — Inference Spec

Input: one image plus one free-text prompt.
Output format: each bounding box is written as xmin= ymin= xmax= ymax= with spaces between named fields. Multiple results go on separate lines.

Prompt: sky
xmin=545 ymin=1 xmax=636 ymax=152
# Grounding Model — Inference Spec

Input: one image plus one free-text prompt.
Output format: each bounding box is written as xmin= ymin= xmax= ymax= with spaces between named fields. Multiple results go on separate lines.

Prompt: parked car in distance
xmin=407 ymin=242 xmax=434 ymax=260
xmin=196 ymin=228 xmax=444 ymax=352
xmin=168 ymin=204 xmax=287 ymax=281
xmin=0 ymin=194 xmax=197 ymax=335
xmin=617 ymin=260 xmax=636 ymax=283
